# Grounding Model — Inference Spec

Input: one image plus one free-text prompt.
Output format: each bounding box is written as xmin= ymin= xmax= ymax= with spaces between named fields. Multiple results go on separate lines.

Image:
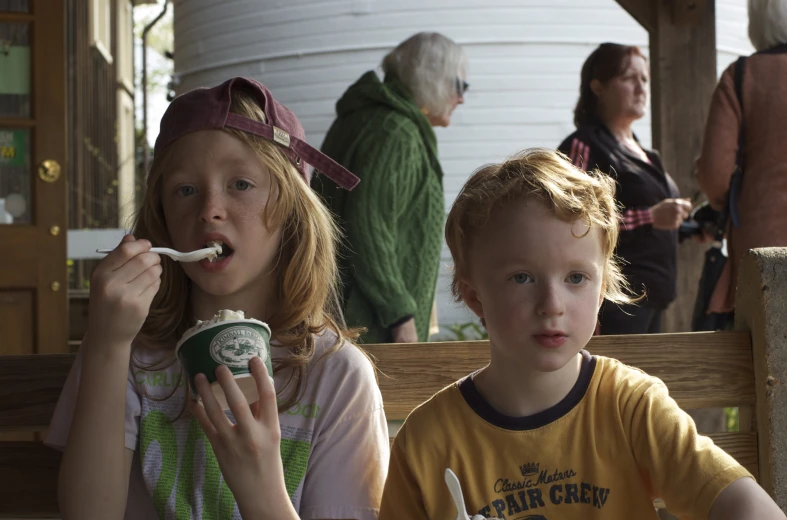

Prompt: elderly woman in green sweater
xmin=314 ymin=32 xmax=468 ymax=344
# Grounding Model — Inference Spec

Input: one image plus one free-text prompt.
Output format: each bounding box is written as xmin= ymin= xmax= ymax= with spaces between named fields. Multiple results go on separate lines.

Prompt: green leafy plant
xmin=445 ymin=321 xmax=488 ymax=341
xmin=725 ymin=407 xmax=739 ymax=432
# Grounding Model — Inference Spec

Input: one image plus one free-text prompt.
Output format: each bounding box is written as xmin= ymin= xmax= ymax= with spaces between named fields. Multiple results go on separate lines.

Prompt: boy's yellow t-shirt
xmin=379 ymin=351 xmax=751 ymax=520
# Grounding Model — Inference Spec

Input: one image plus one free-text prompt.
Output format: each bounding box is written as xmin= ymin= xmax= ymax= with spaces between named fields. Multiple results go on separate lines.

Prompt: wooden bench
xmin=2 ymin=249 xmax=786 ymax=517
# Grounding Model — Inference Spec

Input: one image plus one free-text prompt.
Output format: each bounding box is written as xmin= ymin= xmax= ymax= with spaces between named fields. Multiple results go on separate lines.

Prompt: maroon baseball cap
xmin=153 ymin=77 xmax=359 ymax=190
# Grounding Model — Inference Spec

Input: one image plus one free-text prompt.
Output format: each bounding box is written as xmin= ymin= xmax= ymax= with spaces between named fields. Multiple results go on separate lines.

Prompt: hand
xmin=651 ymin=198 xmax=692 ymax=230
xmin=86 ymin=235 xmax=162 ymax=349
xmin=190 ymin=358 xmax=296 ymax=520
xmin=391 ymin=317 xmax=418 ymax=343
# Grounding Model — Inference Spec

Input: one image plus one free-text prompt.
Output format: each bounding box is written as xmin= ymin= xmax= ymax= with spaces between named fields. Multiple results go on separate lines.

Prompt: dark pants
xmin=598 ymin=301 xmax=664 ymax=335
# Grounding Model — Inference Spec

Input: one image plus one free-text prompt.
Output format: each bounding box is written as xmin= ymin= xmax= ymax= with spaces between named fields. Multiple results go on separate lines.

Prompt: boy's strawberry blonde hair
xmin=445 ymin=148 xmax=635 ymax=305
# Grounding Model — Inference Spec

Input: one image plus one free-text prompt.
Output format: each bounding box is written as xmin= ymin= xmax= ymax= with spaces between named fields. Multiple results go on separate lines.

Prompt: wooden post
xmin=649 ymin=0 xmax=717 ymax=332
xmin=735 ymin=248 xmax=787 ymax=506
xmin=615 ymin=0 xmax=655 ymax=32
xmin=670 ymin=0 xmax=709 ymax=26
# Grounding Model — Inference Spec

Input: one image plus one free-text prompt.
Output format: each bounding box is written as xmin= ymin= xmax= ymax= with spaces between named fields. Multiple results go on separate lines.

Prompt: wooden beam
xmin=0 ymin=354 xmax=73 ymax=431
xmin=649 ymin=0 xmax=717 ymax=333
xmin=0 ymin=330 xmax=754 ymax=430
xmin=68 ymin=290 xmax=89 ymax=342
xmin=367 ymin=331 xmax=754 ymax=420
xmin=0 ymin=443 xmax=60 ymax=517
xmin=670 ymin=0 xmax=709 ymax=26
xmin=735 ymin=248 xmax=787 ymax=507
xmin=615 ymin=0 xmax=656 ymax=32
xmin=710 ymin=432 xmax=759 ymax=481
xmin=0 ymin=12 xmax=35 ymax=23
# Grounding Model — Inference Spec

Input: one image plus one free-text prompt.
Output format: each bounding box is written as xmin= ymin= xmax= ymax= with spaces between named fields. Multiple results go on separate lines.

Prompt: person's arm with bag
xmin=696 ymin=62 xmax=743 ymax=211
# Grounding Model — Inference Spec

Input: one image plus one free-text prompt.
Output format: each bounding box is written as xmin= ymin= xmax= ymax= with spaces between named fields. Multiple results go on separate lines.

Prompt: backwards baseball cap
xmin=153 ymin=77 xmax=359 ymax=190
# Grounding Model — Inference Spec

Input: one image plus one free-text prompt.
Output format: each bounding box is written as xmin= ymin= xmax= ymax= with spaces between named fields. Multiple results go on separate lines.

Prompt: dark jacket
xmin=558 ymin=120 xmax=681 ymax=306
xmin=314 ymin=71 xmax=444 ymax=343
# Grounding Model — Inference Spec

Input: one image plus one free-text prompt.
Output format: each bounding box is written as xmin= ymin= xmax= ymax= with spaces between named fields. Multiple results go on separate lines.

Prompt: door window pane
xmin=0 ymin=128 xmax=31 ymax=224
xmin=0 ymin=23 xmax=30 ymax=117
xmin=0 ymin=1 xmax=30 ymax=13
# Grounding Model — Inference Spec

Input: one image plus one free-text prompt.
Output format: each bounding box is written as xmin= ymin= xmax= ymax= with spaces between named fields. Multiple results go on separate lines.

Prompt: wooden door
xmin=0 ymin=2 xmax=67 ymax=359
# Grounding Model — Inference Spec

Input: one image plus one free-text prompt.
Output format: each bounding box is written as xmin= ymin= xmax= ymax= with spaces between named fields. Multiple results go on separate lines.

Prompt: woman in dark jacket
xmin=558 ymin=43 xmax=691 ymax=334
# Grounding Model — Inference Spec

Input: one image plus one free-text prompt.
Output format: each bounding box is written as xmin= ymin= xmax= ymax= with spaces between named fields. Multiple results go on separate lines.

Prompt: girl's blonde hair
xmin=445 ymin=148 xmax=636 ymax=306
xmin=132 ymin=87 xmax=357 ymax=410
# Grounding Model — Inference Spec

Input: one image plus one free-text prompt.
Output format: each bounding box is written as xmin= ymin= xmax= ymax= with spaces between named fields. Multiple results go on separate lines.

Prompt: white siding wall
xmin=718 ymin=0 xmax=756 ymax=74
xmin=173 ymin=0 xmax=754 ymax=339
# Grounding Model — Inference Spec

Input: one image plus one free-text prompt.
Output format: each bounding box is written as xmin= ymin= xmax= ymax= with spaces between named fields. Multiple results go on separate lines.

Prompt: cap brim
xmin=225 ymin=113 xmax=359 ymax=190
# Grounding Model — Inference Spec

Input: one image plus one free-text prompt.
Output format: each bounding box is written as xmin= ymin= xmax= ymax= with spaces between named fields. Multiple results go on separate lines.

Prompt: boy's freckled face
xmin=461 ymin=198 xmax=605 ymax=373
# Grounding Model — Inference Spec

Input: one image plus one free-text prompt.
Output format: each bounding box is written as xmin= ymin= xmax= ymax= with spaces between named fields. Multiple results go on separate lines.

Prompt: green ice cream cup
xmin=176 ymin=319 xmax=272 ymax=410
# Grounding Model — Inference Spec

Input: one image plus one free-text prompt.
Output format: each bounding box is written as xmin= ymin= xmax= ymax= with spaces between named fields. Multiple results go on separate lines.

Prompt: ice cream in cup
xmin=176 ymin=309 xmax=273 ymax=410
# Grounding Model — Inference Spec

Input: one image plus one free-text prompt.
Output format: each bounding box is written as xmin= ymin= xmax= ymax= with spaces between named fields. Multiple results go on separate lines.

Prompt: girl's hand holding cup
xmin=190 ymin=357 xmax=295 ymax=519
xmin=87 ymin=234 xmax=162 ymax=351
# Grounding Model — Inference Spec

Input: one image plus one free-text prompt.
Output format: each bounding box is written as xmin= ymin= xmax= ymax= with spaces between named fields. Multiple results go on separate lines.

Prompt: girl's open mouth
xmin=206 ymin=240 xmax=234 ymax=262
xmin=199 ymin=240 xmax=234 ymax=270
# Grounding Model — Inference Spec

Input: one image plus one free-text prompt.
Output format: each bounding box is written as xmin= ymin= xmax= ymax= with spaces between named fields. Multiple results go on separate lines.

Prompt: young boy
xmin=378 ymin=149 xmax=785 ymax=519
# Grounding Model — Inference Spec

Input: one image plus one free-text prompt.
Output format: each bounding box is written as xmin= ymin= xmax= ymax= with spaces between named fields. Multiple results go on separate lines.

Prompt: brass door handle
xmin=38 ymin=160 xmax=61 ymax=183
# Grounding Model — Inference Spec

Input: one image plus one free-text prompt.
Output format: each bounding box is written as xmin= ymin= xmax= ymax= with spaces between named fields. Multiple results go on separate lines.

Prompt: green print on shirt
xmin=176 ymin=420 xmax=235 ymax=519
xmin=141 ymin=410 xmax=184 ymax=518
xmin=136 ymin=370 xmax=186 ymax=388
xmin=141 ymin=410 xmax=313 ymax=519
xmin=280 ymin=438 xmax=311 ymax=497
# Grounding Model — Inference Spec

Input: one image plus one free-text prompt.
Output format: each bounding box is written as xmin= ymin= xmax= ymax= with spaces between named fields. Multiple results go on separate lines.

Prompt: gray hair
xmin=748 ymin=0 xmax=787 ymax=51
xmin=382 ymin=32 xmax=467 ymax=117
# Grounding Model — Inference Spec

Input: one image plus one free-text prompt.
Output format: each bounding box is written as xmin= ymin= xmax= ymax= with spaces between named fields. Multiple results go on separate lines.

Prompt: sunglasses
xmin=455 ymin=77 xmax=469 ymax=96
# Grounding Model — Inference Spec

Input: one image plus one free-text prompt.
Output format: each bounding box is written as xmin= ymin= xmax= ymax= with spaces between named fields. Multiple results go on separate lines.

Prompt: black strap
xmin=715 ymin=56 xmax=746 ymax=239
xmin=726 ymin=56 xmax=746 ymax=230
xmin=733 ymin=56 xmax=746 ymax=170
xmin=757 ymin=42 xmax=787 ymax=55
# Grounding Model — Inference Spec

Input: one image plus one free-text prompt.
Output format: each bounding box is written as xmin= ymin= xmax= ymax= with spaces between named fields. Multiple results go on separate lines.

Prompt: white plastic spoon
xmin=445 ymin=468 xmax=471 ymax=520
xmin=95 ymin=245 xmax=221 ymax=263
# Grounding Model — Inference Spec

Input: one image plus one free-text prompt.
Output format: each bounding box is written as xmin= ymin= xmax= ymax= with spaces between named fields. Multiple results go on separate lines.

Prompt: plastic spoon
xmin=95 ymin=245 xmax=221 ymax=263
xmin=445 ymin=468 xmax=471 ymax=520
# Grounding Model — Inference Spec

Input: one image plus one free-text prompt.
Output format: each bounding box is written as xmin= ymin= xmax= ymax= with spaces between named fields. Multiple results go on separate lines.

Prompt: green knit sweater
xmin=314 ymin=71 xmax=444 ymax=343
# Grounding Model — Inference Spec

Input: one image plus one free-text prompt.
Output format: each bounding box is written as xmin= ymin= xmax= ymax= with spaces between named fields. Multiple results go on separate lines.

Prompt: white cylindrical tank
xmin=173 ymin=0 xmax=754 ymax=335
